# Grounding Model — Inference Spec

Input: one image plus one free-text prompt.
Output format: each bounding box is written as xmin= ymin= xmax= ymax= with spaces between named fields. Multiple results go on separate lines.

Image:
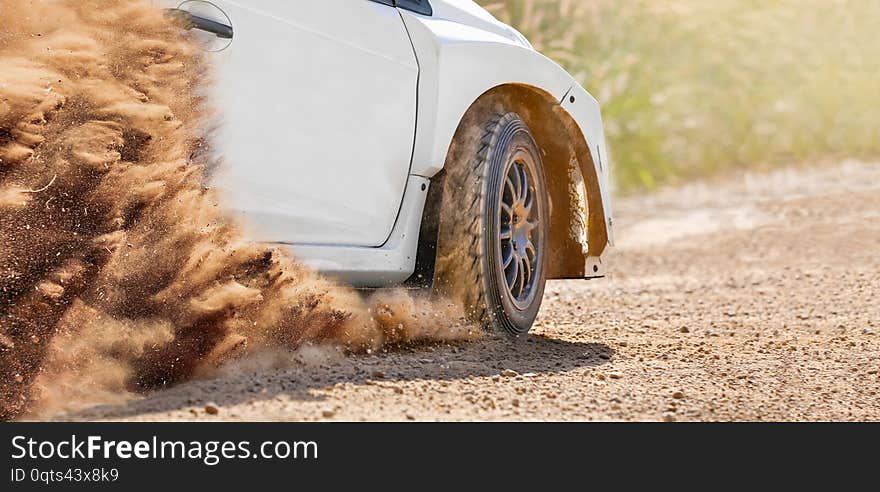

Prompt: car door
xmin=165 ymin=0 xmax=419 ymax=247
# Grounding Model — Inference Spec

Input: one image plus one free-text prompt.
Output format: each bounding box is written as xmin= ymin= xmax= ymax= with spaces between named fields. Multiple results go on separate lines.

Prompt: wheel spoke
xmin=500 ymin=226 xmax=512 ymax=240
xmin=512 ymin=165 xmax=523 ymax=204
xmin=523 ymin=194 xmax=533 ymax=218
xmin=500 ymin=202 xmax=513 ymax=219
xmin=521 ymin=256 xmax=532 ymax=288
xmin=502 ymin=249 xmax=515 ymax=269
xmin=515 ymin=257 xmax=526 ymax=296
xmin=504 ymin=176 xmax=517 ymax=203
xmin=505 ymin=255 xmax=519 ymax=290
xmin=525 ymin=219 xmax=538 ymax=233
xmin=518 ymin=164 xmax=529 ymax=202
xmin=525 ymin=240 xmax=536 ymax=258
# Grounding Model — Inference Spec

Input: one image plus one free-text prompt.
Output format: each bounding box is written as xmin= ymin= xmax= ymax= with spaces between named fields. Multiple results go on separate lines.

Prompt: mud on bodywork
xmin=420 ymin=83 xmax=609 ymax=282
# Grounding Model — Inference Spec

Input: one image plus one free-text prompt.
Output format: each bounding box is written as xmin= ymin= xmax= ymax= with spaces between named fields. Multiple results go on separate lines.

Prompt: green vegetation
xmin=478 ymin=0 xmax=880 ymax=192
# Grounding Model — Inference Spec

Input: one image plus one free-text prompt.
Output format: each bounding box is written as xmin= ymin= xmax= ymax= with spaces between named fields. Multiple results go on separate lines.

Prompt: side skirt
xmin=280 ymin=176 xmax=430 ymax=288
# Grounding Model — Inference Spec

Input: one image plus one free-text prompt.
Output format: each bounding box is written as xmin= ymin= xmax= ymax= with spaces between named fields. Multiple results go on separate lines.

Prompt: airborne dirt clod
xmin=0 ymin=0 xmax=478 ymax=421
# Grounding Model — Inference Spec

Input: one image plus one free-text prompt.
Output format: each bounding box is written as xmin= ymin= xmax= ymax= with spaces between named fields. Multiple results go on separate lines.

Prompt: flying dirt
xmin=0 ymin=0 xmax=478 ymax=421
xmin=55 ymin=160 xmax=877 ymax=422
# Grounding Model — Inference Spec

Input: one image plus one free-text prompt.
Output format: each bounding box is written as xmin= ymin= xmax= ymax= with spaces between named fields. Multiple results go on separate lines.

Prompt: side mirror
xmin=165 ymin=8 xmax=233 ymax=39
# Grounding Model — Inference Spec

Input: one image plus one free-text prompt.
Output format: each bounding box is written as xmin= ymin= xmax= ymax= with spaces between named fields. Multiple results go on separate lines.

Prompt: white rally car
xmin=162 ymin=0 xmax=613 ymax=335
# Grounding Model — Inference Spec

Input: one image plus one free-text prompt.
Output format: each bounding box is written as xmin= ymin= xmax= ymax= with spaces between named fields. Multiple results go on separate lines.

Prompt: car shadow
xmin=60 ymin=334 xmax=613 ymax=420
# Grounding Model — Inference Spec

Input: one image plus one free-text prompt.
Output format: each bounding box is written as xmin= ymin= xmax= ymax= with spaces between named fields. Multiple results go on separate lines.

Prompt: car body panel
xmin=559 ymin=84 xmax=615 ymax=248
xmin=291 ymin=175 xmax=430 ymax=286
xmin=160 ymin=0 xmax=613 ymax=286
xmin=400 ymin=5 xmax=613 ymax=241
xmin=164 ymin=0 xmax=419 ymax=248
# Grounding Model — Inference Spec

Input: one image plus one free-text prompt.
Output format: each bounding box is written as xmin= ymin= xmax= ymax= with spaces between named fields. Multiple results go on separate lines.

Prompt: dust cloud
xmin=0 ymin=0 xmax=479 ymax=420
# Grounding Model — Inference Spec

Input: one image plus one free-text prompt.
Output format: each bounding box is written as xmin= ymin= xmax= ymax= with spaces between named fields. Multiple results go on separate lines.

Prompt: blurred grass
xmin=478 ymin=0 xmax=880 ymax=193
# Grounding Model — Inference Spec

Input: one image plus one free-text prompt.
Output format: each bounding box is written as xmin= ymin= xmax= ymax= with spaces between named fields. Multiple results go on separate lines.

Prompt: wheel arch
xmin=412 ymin=83 xmax=609 ymax=284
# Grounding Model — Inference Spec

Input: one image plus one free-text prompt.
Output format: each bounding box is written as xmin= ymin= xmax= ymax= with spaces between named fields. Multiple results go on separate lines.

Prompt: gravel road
xmin=62 ymin=161 xmax=880 ymax=421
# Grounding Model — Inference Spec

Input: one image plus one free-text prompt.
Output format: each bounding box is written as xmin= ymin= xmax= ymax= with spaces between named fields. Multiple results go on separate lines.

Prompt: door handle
xmin=166 ymin=8 xmax=233 ymax=39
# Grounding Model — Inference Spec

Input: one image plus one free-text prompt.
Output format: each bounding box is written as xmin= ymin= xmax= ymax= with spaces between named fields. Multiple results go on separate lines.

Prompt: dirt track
xmin=59 ymin=161 xmax=880 ymax=421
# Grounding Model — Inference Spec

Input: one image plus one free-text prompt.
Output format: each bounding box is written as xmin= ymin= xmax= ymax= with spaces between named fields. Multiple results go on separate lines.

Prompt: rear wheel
xmin=434 ymin=112 xmax=549 ymax=336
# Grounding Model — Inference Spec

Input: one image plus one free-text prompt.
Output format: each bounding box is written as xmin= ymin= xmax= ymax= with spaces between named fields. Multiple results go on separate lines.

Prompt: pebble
xmin=672 ymin=391 xmax=685 ymax=399
xmin=322 ymin=408 xmax=336 ymax=418
xmin=680 ymin=326 xmax=690 ymax=333
xmin=372 ymin=370 xmax=386 ymax=379
xmin=608 ymin=372 xmax=623 ymax=379
xmin=662 ymin=413 xmax=676 ymax=422
xmin=501 ymin=369 xmax=519 ymax=377
xmin=204 ymin=403 xmax=219 ymax=415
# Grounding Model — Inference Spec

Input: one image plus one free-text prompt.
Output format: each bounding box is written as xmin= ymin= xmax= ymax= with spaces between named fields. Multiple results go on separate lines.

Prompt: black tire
xmin=434 ymin=112 xmax=550 ymax=336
